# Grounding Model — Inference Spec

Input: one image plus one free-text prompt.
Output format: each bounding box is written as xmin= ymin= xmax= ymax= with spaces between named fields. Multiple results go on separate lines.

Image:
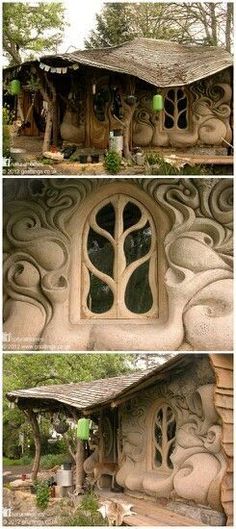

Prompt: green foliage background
xmin=3 ymin=353 xmax=132 ymax=459
xmin=3 ymin=2 xmax=66 ymax=65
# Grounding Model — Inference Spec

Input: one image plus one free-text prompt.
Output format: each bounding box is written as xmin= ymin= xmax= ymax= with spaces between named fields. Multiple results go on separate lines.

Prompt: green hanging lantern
xmin=77 ymin=418 xmax=90 ymax=440
xmin=10 ymin=79 xmax=21 ymax=96
xmin=152 ymin=94 xmax=164 ymax=112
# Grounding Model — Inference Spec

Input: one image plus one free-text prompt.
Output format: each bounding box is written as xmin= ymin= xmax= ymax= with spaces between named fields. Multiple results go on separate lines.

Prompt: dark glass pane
xmin=157 ymin=409 xmax=163 ymax=424
xmin=125 ymin=261 xmax=153 ymax=313
xmin=164 ymin=115 xmax=174 ymax=128
xmin=167 ymin=420 xmax=176 ymax=441
xmin=87 ymin=272 xmax=113 ymax=313
xmin=177 ymin=89 xmax=184 ymax=99
xmin=168 ymin=89 xmax=175 ymax=101
xmin=96 ymin=203 xmax=115 ymax=237
xmin=177 ymin=110 xmax=187 ymax=129
xmin=155 ymin=424 xmax=162 ymax=445
xmin=124 ymin=221 xmax=151 ymax=265
xmin=155 ymin=449 xmax=162 ymax=467
xmin=123 ymin=201 xmax=142 ymax=231
xmin=88 ymin=228 xmax=114 ymax=277
xmin=167 ymin=440 xmax=175 ymax=469
xmin=164 ymin=94 xmax=175 ymax=128
xmin=178 ymin=96 xmax=187 ymax=112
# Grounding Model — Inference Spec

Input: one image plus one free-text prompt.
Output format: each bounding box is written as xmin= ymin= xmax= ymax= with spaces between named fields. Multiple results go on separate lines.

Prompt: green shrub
xmin=145 ymin=152 xmax=161 ymax=165
xmin=181 ymin=164 xmax=209 ymax=175
xmin=146 ymin=152 xmax=217 ymax=176
xmin=35 ymin=480 xmax=50 ymax=510
xmin=3 ymin=455 xmax=32 ymax=466
xmin=104 ymin=150 xmax=122 ymax=174
xmin=40 ymin=452 xmax=70 ymax=469
xmin=80 ymin=491 xmax=99 ymax=512
xmin=62 ymin=492 xmax=106 ymax=526
xmin=2 ymin=105 xmax=15 ymax=159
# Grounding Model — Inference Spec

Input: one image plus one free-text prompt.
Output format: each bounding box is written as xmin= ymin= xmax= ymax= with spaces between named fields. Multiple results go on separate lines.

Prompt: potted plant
xmin=80 ymin=154 xmax=88 ymax=163
xmin=91 ymin=153 xmax=99 ymax=163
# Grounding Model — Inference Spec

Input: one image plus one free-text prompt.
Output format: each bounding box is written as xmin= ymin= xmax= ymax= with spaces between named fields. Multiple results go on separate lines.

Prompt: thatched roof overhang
xmin=4 ymin=38 xmax=233 ymax=88
xmin=6 ymin=354 xmax=203 ymax=416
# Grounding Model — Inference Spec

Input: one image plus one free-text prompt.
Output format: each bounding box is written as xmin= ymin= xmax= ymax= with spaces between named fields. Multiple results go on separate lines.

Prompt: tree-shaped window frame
xmin=81 ymin=193 xmax=158 ymax=320
xmin=163 ymin=87 xmax=189 ymax=131
xmin=153 ymin=403 xmax=176 ymax=472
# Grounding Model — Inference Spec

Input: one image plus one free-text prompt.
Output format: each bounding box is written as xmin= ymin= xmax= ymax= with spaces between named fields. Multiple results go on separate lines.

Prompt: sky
xmin=59 ymin=0 xmax=104 ymax=52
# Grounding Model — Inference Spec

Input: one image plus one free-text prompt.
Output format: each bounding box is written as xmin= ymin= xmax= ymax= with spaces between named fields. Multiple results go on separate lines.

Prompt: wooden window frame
xmin=81 ymin=194 xmax=158 ymax=320
xmin=68 ymin=182 xmax=169 ymax=326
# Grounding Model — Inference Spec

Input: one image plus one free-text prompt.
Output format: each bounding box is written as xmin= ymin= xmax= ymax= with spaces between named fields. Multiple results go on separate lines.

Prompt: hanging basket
xmin=125 ymin=95 xmax=137 ymax=105
xmin=77 ymin=418 xmax=90 ymax=440
xmin=10 ymin=79 xmax=21 ymax=96
xmin=152 ymin=94 xmax=164 ymax=112
xmin=53 ymin=420 xmax=69 ymax=434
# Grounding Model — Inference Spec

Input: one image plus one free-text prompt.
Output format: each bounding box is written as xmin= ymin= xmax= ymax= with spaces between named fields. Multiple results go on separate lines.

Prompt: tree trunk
xmin=17 ymin=94 xmax=25 ymax=122
xmin=123 ymin=122 xmax=131 ymax=159
xmin=24 ymin=410 xmax=41 ymax=482
xmin=75 ymin=439 xmax=85 ymax=493
xmin=52 ymin=96 xmax=59 ymax=146
xmin=209 ymin=3 xmax=218 ymax=46
xmin=43 ymin=102 xmax=53 ymax=152
xmin=225 ymin=3 xmax=233 ymax=52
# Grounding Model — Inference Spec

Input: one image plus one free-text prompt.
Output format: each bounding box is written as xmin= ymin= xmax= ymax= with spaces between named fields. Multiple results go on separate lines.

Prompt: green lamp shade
xmin=152 ymin=94 xmax=164 ymax=111
xmin=10 ymin=79 xmax=21 ymax=96
xmin=77 ymin=418 xmax=90 ymax=440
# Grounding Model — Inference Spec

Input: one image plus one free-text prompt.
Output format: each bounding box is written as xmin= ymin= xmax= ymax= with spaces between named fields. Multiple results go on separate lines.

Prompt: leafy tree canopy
xmin=3 ymin=353 xmax=133 ymax=458
xmin=3 ymin=2 xmax=66 ymax=65
xmin=85 ymin=2 xmax=233 ymax=52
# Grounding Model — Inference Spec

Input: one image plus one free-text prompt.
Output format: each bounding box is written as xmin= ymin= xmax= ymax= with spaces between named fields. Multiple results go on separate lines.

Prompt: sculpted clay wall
xmin=3 ymin=178 xmax=233 ymax=351
xmin=115 ymin=356 xmax=227 ymax=515
xmin=133 ymin=71 xmax=232 ymax=149
xmin=59 ymin=69 xmax=232 ymax=150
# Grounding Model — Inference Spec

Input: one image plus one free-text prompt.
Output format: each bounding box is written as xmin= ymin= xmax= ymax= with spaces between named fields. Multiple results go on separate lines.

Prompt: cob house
xmin=6 ymin=353 xmax=233 ymax=526
xmin=3 ymin=38 xmax=233 ymax=162
xmin=3 ymin=177 xmax=233 ymax=352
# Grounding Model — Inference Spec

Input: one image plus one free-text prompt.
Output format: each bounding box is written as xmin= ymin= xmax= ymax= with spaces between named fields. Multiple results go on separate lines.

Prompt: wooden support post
xmin=31 ymin=66 xmax=57 ymax=152
xmin=24 ymin=410 xmax=41 ymax=482
xmin=75 ymin=439 xmax=85 ymax=493
xmin=85 ymin=79 xmax=91 ymax=148
xmin=43 ymin=102 xmax=53 ymax=153
xmin=52 ymin=95 xmax=59 ymax=146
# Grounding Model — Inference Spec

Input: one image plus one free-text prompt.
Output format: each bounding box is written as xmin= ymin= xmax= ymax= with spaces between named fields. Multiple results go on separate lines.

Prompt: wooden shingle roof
xmin=6 ymin=354 xmax=193 ymax=412
xmin=41 ymin=37 xmax=233 ymax=87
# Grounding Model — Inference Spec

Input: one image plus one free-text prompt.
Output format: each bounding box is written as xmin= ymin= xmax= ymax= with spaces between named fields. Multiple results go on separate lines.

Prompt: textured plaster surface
xmin=3 ymin=178 xmax=233 ymax=351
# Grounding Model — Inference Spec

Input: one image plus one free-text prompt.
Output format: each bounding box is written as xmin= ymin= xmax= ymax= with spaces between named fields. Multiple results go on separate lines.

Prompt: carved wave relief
xmin=132 ymin=78 xmax=232 ymax=148
xmin=3 ymin=178 xmax=233 ymax=351
xmin=114 ymin=380 xmax=227 ymax=512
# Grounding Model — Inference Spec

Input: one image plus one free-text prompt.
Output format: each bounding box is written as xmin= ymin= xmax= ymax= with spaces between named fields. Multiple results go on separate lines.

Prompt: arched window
xmin=81 ymin=194 xmax=158 ymax=319
xmin=164 ymin=88 xmax=189 ymax=130
xmin=153 ymin=404 xmax=176 ymax=471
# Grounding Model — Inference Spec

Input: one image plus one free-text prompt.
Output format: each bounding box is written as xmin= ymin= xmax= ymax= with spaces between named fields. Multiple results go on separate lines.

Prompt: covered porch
xmin=5 ymin=354 xmax=233 ymax=526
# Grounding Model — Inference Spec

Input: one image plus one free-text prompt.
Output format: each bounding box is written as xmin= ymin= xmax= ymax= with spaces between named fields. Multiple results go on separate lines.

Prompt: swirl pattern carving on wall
xmin=116 ymin=365 xmax=226 ymax=512
xmin=3 ymin=178 xmax=233 ymax=351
